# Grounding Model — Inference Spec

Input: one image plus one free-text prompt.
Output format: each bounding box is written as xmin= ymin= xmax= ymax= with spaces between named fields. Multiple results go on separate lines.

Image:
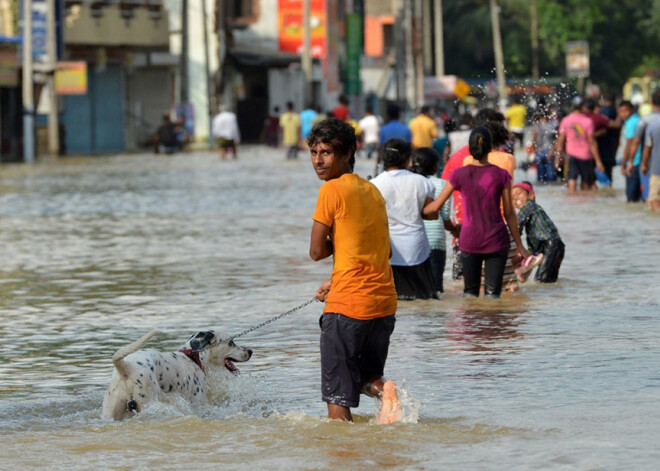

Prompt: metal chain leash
xmin=200 ymin=298 xmax=318 ymax=351
xmin=228 ymin=297 xmax=318 ymax=341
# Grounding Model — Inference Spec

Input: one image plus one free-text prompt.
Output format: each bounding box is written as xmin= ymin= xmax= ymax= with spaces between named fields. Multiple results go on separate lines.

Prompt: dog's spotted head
xmin=183 ymin=330 xmax=252 ymax=374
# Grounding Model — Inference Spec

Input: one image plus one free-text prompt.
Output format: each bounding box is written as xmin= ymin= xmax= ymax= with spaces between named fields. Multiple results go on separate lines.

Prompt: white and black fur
xmin=102 ymin=330 xmax=252 ymax=421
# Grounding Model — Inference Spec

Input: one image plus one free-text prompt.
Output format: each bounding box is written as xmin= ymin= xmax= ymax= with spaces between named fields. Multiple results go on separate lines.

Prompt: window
xmin=227 ymin=0 xmax=258 ymax=25
xmin=382 ymin=23 xmax=394 ymax=54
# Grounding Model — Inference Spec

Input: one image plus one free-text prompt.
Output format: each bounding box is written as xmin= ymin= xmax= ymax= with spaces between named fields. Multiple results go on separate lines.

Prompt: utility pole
xmin=404 ymin=0 xmax=415 ymax=108
xmin=433 ymin=0 xmax=444 ymax=76
xmin=393 ymin=0 xmax=406 ymax=103
xmin=201 ymin=0 xmax=213 ymax=145
xmin=422 ymin=0 xmax=432 ymax=75
xmin=414 ymin=0 xmax=424 ymax=106
xmin=180 ymin=0 xmax=189 ymax=103
xmin=530 ymin=0 xmax=539 ymax=79
xmin=217 ymin=0 xmax=227 ymax=106
xmin=46 ymin=0 xmax=59 ymax=156
xmin=302 ymin=0 xmax=312 ymax=106
xmin=22 ymin=0 xmax=35 ymax=163
xmin=489 ymin=0 xmax=507 ymax=111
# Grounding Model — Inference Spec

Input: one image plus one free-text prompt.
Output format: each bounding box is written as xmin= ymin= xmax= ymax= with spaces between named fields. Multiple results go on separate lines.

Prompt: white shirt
xmin=448 ymin=129 xmax=471 ymax=154
xmin=211 ymin=111 xmax=241 ymax=142
xmin=358 ymin=114 xmax=380 ymax=144
xmin=370 ymin=169 xmax=435 ymax=266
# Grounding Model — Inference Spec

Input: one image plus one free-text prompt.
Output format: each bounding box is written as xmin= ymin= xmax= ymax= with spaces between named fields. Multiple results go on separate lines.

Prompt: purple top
xmin=449 ymin=165 xmax=511 ymax=254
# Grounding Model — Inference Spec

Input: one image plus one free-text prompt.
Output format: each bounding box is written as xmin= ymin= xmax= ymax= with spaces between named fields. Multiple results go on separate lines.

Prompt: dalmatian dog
xmin=102 ymin=330 xmax=252 ymax=421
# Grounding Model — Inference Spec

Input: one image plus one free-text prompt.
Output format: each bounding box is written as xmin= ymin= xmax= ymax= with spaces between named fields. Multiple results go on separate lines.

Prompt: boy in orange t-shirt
xmin=308 ymin=118 xmax=401 ymax=424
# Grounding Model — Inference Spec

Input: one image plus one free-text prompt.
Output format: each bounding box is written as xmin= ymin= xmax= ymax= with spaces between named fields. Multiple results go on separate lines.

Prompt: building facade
xmin=59 ymin=1 xmax=173 ymax=154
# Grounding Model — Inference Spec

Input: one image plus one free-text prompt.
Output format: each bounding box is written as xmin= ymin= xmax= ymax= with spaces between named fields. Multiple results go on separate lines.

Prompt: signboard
xmin=18 ymin=0 xmax=63 ymax=63
xmin=0 ymin=50 xmax=19 ymax=86
xmin=278 ymin=0 xmax=326 ymax=58
xmin=566 ymin=40 xmax=590 ymax=78
xmin=345 ymin=13 xmax=361 ymax=95
xmin=54 ymin=61 xmax=87 ymax=94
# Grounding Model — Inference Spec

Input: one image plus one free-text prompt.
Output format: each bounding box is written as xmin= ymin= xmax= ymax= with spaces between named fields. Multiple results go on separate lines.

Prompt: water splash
xmin=369 ymin=379 xmax=420 ymax=425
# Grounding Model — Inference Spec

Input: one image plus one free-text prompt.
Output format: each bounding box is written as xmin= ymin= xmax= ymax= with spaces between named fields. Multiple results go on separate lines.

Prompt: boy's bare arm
xmin=641 ymin=146 xmax=652 ymax=175
xmin=309 ymin=220 xmax=333 ymax=261
xmin=421 ymin=197 xmax=439 ymax=220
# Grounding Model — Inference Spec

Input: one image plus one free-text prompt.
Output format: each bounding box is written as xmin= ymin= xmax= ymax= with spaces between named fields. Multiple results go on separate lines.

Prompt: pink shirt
xmin=441 ymin=145 xmax=471 ymax=245
xmin=559 ymin=112 xmax=594 ymax=160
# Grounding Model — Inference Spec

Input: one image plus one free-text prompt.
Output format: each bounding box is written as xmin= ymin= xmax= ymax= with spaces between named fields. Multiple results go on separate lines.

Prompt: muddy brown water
xmin=1 ymin=147 xmax=659 ymax=469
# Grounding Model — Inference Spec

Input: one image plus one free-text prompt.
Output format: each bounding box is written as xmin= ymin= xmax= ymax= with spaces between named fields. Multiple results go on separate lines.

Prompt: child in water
xmin=410 ymin=147 xmax=460 ymax=294
xmin=512 ymin=182 xmax=565 ymax=283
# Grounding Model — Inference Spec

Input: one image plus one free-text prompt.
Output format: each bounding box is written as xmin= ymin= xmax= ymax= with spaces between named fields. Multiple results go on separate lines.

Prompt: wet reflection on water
xmin=1 ymin=148 xmax=660 ymax=469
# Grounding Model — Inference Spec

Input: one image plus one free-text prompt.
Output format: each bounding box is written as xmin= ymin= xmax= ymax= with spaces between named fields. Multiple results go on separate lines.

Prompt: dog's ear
xmin=188 ymin=331 xmax=215 ymax=352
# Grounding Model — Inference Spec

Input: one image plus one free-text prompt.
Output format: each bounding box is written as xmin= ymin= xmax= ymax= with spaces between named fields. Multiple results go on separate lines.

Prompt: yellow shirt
xmin=313 ymin=173 xmax=397 ymax=320
xmin=347 ymin=119 xmax=362 ymax=136
xmin=408 ymin=114 xmax=439 ymax=148
xmin=505 ymin=104 xmax=527 ymax=130
xmin=280 ymin=112 xmax=301 ymax=146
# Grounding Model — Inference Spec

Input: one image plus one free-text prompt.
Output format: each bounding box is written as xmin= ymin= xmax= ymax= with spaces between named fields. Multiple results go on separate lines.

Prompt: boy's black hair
xmin=411 ymin=147 xmax=440 ymax=177
xmin=386 ymin=103 xmax=401 ymax=121
xmin=618 ymin=100 xmax=634 ymax=111
xmin=468 ymin=126 xmax=493 ymax=161
xmin=474 ymin=108 xmax=504 ymax=125
xmin=484 ymin=121 xmax=510 ymax=148
xmin=653 ymin=90 xmax=660 ymax=106
xmin=381 ymin=139 xmax=412 ymax=169
xmin=582 ymin=98 xmax=597 ymax=112
xmin=307 ymin=118 xmax=357 ymax=170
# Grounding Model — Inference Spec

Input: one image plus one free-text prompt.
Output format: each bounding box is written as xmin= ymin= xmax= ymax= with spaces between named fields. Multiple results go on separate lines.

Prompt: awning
xmin=0 ymin=36 xmax=22 ymax=44
xmin=228 ymin=45 xmax=302 ymax=68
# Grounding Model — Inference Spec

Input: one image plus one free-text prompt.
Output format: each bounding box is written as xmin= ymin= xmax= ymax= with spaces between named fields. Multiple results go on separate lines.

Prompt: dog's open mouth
xmin=224 ymin=358 xmax=239 ymax=374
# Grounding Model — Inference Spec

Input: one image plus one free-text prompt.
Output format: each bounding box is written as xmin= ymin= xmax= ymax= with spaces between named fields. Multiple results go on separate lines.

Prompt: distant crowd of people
xmin=525 ymin=91 xmax=660 ymax=212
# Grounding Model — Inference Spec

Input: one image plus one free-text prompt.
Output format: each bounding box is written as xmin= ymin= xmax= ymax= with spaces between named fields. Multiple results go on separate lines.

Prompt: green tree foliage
xmin=442 ymin=0 xmax=658 ymax=89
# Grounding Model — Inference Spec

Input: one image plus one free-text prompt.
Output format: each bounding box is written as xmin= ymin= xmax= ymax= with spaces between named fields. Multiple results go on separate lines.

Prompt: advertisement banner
xmin=54 ymin=61 xmax=87 ymax=94
xmin=278 ymin=0 xmax=326 ymax=58
xmin=566 ymin=41 xmax=590 ymax=78
xmin=0 ymin=50 xmax=19 ymax=86
xmin=18 ymin=0 xmax=63 ymax=63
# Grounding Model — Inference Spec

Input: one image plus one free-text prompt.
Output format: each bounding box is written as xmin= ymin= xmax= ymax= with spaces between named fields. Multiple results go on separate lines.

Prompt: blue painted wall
xmin=62 ymin=65 xmax=124 ymax=154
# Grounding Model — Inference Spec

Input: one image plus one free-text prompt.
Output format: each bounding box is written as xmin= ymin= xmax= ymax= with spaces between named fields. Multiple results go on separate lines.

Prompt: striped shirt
xmin=423 ymin=176 xmax=451 ymax=250
xmin=517 ymin=201 xmax=562 ymax=253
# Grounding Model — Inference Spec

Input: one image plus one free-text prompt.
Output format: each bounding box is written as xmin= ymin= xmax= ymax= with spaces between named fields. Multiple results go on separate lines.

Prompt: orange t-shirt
xmin=463 ymin=151 xmax=515 ymax=177
xmin=313 ymin=173 xmax=397 ymax=320
xmin=463 ymin=150 xmax=516 ymax=217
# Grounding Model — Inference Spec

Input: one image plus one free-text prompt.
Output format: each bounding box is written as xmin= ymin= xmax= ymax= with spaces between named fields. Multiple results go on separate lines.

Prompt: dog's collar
xmin=178 ymin=348 xmax=205 ymax=372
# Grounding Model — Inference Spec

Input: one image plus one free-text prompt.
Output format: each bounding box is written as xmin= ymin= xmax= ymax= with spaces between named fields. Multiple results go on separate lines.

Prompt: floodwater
xmin=1 ymin=147 xmax=659 ymax=470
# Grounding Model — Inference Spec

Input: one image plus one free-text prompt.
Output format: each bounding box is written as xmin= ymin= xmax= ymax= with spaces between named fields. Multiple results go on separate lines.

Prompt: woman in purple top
xmin=424 ymin=127 xmax=531 ymax=298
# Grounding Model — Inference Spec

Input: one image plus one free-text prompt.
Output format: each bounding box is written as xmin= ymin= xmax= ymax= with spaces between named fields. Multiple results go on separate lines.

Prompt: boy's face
xmin=512 ymin=187 xmax=529 ymax=209
xmin=310 ymin=142 xmax=351 ymax=181
xmin=618 ymin=105 xmax=632 ymax=121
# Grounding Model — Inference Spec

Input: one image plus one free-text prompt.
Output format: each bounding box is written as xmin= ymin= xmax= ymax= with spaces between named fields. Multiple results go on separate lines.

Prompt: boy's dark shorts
xmin=320 ymin=312 xmax=396 ymax=408
xmin=217 ymin=138 xmax=236 ymax=149
xmin=567 ymin=157 xmax=594 ymax=184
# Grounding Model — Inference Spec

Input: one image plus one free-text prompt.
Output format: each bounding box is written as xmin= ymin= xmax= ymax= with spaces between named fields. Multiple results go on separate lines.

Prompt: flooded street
xmin=1 ymin=147 xmax=659 ymax=469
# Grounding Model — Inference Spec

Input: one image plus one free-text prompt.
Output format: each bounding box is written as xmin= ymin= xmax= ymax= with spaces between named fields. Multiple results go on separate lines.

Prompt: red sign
xmin=278 ymin=0 xmax=326 ymax=58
